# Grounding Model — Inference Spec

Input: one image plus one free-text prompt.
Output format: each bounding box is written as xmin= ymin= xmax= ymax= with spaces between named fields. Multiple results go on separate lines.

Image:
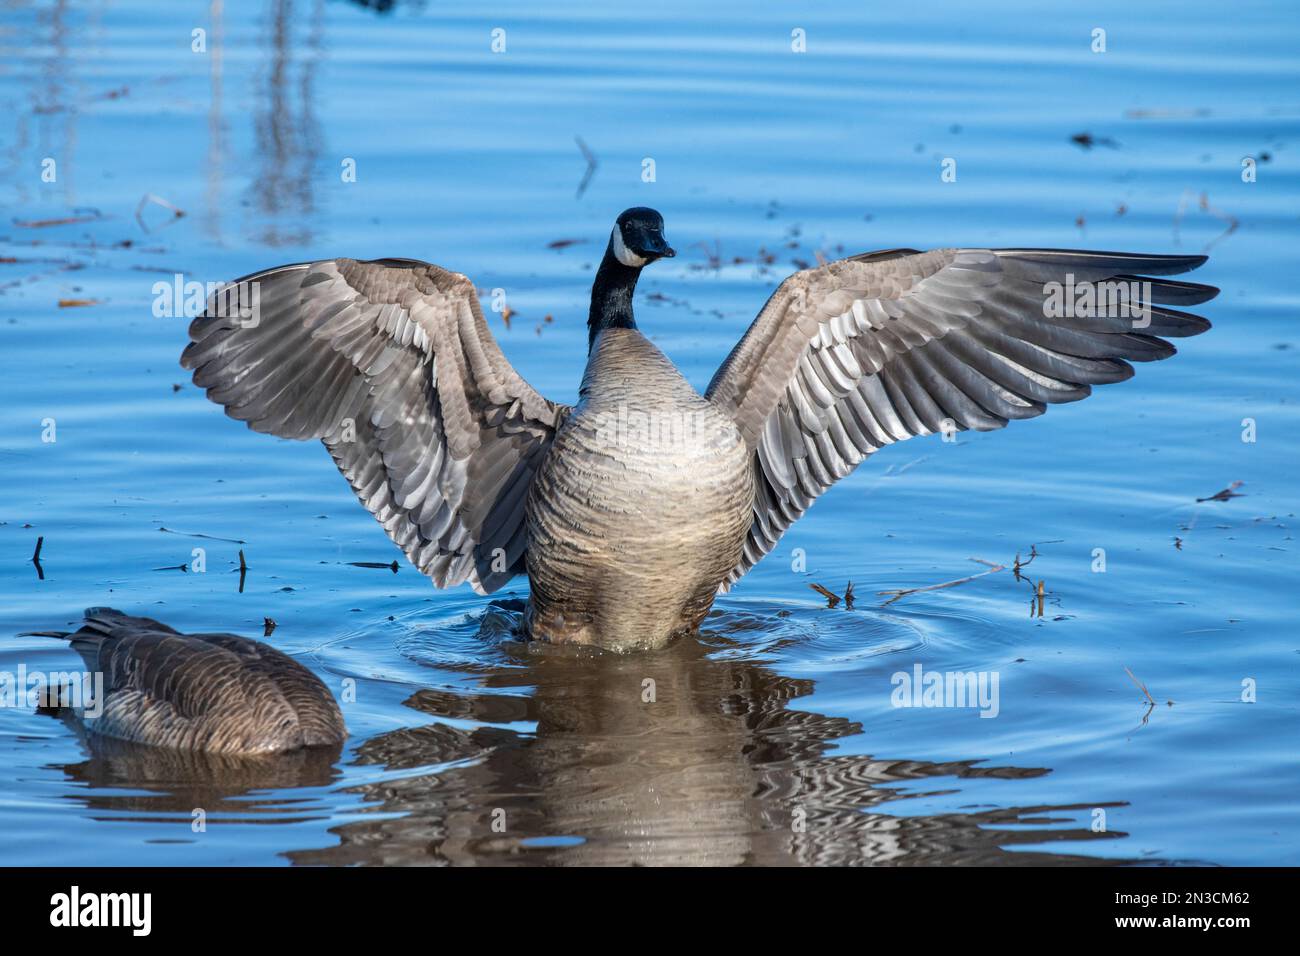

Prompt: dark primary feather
xmin=181 ymin=258 xmax=570 ymax=593
xmin=45 ymin=608 xmax=345 ymax=754
xmin=706 ymin=247 xmax=1217 ymax=587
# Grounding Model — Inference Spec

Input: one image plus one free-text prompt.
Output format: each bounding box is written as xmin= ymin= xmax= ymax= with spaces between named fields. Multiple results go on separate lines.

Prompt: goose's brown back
xmin=52 ymin=608 xmax=345 ymax=755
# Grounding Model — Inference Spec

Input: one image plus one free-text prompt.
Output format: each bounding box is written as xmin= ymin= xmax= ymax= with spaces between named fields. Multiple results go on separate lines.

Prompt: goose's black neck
xmin=587 ymin=246 xmax=642 ymax=351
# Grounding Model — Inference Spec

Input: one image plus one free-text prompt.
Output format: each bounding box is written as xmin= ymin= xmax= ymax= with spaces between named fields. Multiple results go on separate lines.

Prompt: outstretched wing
xmin=181 ymin=257 xmax=569 ymax=593
xmin=706 ymin=248 xmax=1217 ymax=587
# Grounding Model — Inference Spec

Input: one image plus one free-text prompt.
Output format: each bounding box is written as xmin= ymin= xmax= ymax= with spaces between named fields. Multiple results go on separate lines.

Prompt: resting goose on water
xmin=182 ymin=207 xmax=1216 ymax=651
xmin=27 ymin=608 xmax=345 ymax=754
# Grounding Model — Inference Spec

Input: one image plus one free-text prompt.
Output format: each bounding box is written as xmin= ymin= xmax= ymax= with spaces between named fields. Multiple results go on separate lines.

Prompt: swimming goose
xmin=27 ymin=608 xmax=345 ymax=754
xmin=182 ymin=207 xmax=1216 ymax=651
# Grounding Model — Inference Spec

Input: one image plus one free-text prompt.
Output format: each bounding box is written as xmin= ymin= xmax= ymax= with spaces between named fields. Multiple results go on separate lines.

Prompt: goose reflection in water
xmin=287 ymin=606 xmax=1133 ymax=866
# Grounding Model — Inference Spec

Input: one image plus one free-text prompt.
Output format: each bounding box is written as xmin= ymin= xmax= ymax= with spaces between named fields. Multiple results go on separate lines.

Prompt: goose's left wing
xmin=182 ymin=257 xmax=569 ymax=594
xmin=705 ymin=248 xmax=1217 ymax=588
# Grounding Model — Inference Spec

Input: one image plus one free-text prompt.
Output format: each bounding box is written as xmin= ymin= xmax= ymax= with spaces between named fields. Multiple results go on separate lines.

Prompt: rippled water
xmin=1 ymin=0 xmax=1297 ymax=865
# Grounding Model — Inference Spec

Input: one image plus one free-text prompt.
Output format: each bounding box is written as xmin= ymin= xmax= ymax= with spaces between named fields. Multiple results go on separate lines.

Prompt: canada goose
xmin=26 ymin=608 xmax=345 ymax=754
xmin=182 ymin=207 xmax=1216 ymax=651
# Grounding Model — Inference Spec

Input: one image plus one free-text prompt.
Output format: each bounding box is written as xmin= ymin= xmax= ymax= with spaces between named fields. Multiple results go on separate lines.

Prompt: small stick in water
xmin=347 ymin=561 xmax=400 ymax=573
xmin=809 ymin=583 xmax=841 ymax=608
xmin=1124 ymin=666 xmax=1157 ymax=706
xmin=160 ymin=526 xmax=246 ymax=544
xmin=878 ymin=559 xmax=1006 ymax=606
xmin=1196 ymin=480 xmax=1244 ymax=503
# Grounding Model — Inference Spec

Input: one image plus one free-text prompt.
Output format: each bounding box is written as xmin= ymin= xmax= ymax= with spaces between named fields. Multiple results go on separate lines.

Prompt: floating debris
xmin=1070 ymin=132 xmax=1120 ymax=150
xmin=57 ymin=298 xmax=100 ymax=308
xmin=644 ymin=291 xmax=690 ymax=308
xmin=263 ymin=617 xmax=277 ymax=637
xmin=0 ymin=255 xmax=74 ymax=265
xmin=1124 ymin=666 xmax=1157 ymax=706
xmin=1124 ymin=107 xmax=1211 ymax=120
xmin=31 ymin=536 xmax=44 ymax=581
xmin=547 ymin=238 xmax=586 ymax=250
xmin=13 ymin=210 xmax=104 ymax=228
xmin=879 ymin=557 xmax=1006 ymax=606
xmin=1173 ymin=190 xmax=1238 ymax=253
xmin=879 ymin=542 xmax=1061 ymax=608
xmin=347 ymin=560 xmax=400 ymax=573
xmin=693 ymin=239 xmax=724 ymax=270
xmin=1197 ymin=480 xmax=1244 ymax=503
xmin=844 ymin=580 xmax=856 ymax=610
xmin=1012 ymin=545 xmax=1040 ymax=582
xmin=33 ymin=85 xmax=128 ymax=114
xmin=135 ymin=193 xmax=186 ymax=233
xmin=574 ymin=135 xmax=598 ymax=199
xmin=809 ymin=582 xmax=841 ymax=608
xmin=160 ymin=526 xmax=246 ymax=544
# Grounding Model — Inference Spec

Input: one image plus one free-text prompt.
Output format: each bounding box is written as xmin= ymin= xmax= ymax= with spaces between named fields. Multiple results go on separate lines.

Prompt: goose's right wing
xmin=706 ymin=248 xmax=1217 ymax=587
xmin=181 ymin=258 xmax=570 ymax=593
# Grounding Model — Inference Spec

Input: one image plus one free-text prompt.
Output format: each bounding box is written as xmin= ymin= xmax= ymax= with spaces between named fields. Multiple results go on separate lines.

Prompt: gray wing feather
xmin=707 ymin=248 xmax=1217 ymax=587
xmin=181 ymin=258 xmax=569 ymax=593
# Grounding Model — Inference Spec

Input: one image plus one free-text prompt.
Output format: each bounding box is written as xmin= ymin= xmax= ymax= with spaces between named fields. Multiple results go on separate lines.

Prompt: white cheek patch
xmin=611 ymin=226 xmax=648 ymax=268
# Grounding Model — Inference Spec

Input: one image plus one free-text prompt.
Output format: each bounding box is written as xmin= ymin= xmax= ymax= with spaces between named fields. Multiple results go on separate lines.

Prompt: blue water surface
xmin=0 ymin=0 xmax=1296 ymax=865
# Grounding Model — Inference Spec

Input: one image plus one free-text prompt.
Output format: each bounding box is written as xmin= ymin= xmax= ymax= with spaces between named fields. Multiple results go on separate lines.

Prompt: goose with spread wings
xmin=182 ymin=206 xmax=1216 ymax=651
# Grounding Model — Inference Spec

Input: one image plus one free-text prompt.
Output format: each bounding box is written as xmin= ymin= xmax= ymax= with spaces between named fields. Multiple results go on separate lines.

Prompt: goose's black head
xmin=611 ymin=207 xmax=675 ymax=266
xmin=588 ymin=208 xmax=675 ymax=350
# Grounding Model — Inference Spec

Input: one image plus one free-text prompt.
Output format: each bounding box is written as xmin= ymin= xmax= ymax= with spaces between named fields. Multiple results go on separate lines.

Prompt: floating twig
xmin=159 ymin=526 xmax=246 ymax=544
xmin=347 ymin=560 xmax=400 ymax=573
xmin=1196 ymin=480 xmax=1244 ymax=503
xmin=1173 ymin=189 xmax=1238 ymax=253
xmin=1069 ymin=131 xmax=1120 ymax=150
xmin=31 ymin=536 xmax=44 ymax=581
xmin=263 ymin=617 xmax=277 ymax=637
xmin=692 ymin=239 xmax=724 ymax=270
xmin=135 ymin=193 xmax=186 ymax=233
xmin=13 ymin=211 xmax=103 ymax=228
xmin=574 ymin=136 xmax=598 ymax=199
xmin=1124 ymin=666 xmax=1157 ymax=706
xmin=878 ymin=559 xmax=1007 ymax=606
xmin=809 ymin=582 xmax=841 ymax=608
xmin=844 ymin=580 xmax=856 ymax=610
xmin=238 ymin=549 xmax=248 ymax=594
xmin=1012 ymin=545 xmax=1040 ymax=582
